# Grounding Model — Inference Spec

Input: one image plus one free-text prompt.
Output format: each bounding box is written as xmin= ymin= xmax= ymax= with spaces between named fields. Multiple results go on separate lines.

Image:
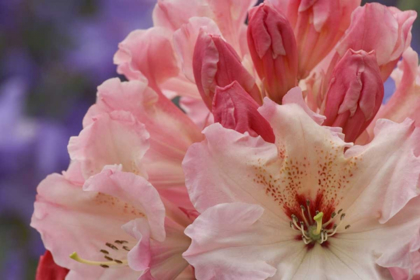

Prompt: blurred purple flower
xmin=65 ymin=0 xmax=155 ymax=83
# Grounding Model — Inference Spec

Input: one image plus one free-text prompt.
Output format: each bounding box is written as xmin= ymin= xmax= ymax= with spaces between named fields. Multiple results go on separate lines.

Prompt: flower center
xmin=289 ymin=199 xmax=350 ymax=245
xmin=70 ymin=239 xmax=131 ymax=268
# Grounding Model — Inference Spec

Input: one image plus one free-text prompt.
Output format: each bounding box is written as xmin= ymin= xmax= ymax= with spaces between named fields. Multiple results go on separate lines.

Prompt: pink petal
xmin=114 ymin=27 xmax=179 ymax=89
xmin=82 ymin=78 xmax=203 ymax=191
xmin=373 ymin=48 xmax=420 ymax=128
xmin=84 ymin=166 xmax=166 ymax=242
xmin=183 ymin=122 xmax=278 ymax=213
xmin=68 ymin=111 xmax=150 ymax=180
xmin=282 ymin=87 xmax=326 ymax=125
xmin=122 ymin=216 xmax=191 ymax=279
xmin=31 ymin=174 xmax=141 ymax=278
xmin=183 ymin=203 xmax=279 ymax=279
xmin=179 ymin=96 xmax=213 ymax=130
xmin=343 ymin=118 xmax=420 ymax=224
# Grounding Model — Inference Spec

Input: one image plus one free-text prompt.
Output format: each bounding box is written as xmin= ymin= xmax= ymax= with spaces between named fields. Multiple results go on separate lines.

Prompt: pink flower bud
xmin=336 ymin=3 xmax=417 ymax=81
xmin=193 ymin=31 xmax=262 ymax=110
xmin=268 ymin=0 xmax=360 ymax=78
xmin=247 ymin=3 xmax=298 ymax=104
xmin=212 ymin=81 xmax=275 ymax=143
xmin=323 ymin=49 xmax=384 ymax=143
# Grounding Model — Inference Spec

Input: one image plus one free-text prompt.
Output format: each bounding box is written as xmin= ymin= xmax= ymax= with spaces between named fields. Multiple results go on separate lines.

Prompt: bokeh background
xmin=0 ymin=0 xmax=418 ymax=278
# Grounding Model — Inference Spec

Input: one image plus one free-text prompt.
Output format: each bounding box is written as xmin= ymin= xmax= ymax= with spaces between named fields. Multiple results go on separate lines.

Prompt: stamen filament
xmin=70 ymin=252 xmax=128 ymax=267
xmin=306 ymin=200 xmax=313 ymax=224
xmin=300 ymin=205 xmax=310 ymax=228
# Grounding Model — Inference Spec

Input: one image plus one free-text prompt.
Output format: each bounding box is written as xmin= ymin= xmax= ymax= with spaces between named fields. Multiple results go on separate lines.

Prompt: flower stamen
xmin=70 ymin=252 xmax=128 ymax=268
xmin=288 ymin=200 xmax=351 ymax=245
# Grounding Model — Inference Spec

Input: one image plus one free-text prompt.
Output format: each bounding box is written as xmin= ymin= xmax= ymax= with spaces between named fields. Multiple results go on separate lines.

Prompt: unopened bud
xmin=248 ymin=3 xmax=298 ymax=104
xmin=193 ymin=31 xmax=262 ymax=110
xmin=323 ymin=49 xmax=384 ymax=142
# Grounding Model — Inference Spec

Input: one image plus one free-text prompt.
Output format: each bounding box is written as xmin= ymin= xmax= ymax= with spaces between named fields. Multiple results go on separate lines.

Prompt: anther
xmin=340 ymin=213 xmax=345 ymax=220
xmin=104 ymin=256 xmax=113 ymax=261
xmin=300 ymin=205 xmax=306 ymax=211
xmin=338 ymin=209 xmax=343 ymax=215
xmin=123 ymin=246 xmax=130 ymax=251
xmin=114 ymin=259 xmax=123 ymax=264
xmin=331 ymin=212 xmax=336 ymax=218
xmin=100 ymin=264 xmax=109 ymax=268
xmin=306 ymin=199 xmax=310 ymax=206
xmin=100 ymin=250 xmax=109 ymax=255
xmin=345 ymin=225 xmax=350 ymax=230
xmin=106 ymin=243 xmax=118 ymax=250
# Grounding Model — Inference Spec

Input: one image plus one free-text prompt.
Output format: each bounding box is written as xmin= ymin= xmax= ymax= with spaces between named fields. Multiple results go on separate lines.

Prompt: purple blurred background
xmin=0 ymin=0 xmax=418 ymax=278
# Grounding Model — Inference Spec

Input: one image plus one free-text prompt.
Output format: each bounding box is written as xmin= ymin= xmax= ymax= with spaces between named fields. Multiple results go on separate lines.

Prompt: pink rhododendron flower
xmin=183 ymin=92 xmax=420 ymax=279
xmin=32 ymin=0 xmax=420 ymax=279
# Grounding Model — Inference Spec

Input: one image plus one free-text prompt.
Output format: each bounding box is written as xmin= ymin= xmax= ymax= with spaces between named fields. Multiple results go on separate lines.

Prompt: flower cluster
xmin=32 ymin=0 xmax=420 ymax=279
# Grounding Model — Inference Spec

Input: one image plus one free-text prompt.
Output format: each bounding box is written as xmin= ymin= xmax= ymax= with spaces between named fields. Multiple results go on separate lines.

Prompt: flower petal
xmin=31 ymin=174 xmax=141 ymax=278
xmin=83 ymin=78 xmax=203 ymax=190
xmin=183 ymin=203 xmax=279 ymax=280
xmin=114 ymin=27 xmax=179 ymax=88
xmin=84 ymin=166 xmax=166 ymax=242
xmin=68 ymin=111 xmax=150 ymax=180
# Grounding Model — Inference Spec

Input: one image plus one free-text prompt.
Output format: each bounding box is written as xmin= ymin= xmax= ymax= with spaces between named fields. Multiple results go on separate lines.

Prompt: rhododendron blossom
xmin=31 ymin=0 xmax=420 ymax=279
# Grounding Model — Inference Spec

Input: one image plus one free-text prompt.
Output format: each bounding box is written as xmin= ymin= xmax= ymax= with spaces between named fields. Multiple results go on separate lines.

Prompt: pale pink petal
xmin=184 ymin=98 xmax=351 ymax=214
xmin=329 ymin=196 xmax=420 ymax=279
xmin=114 ymin=27 xmax=179 ymax=88
xmin=342 ymin=118 xmax=420 ymax=224
xmin=84 ymin=166 xmax=166 ymax=242
xmin=336 ymin=3 xmax=415 ymax=80
xmin=337 ymin=4 xmax=398 ymax=67
xmin=205 ymin=0 xmax=257 ymax=55
xmin=123 ymin=216 xmax=191 ymax=279
xmin=160 ymin=75 xmax=201 ymax=99
xmin=31 ymin=174 xmax=142 ymax=279
xmin=83 ymin=78 xmax=203 ymax=190
xmin=68 ymin=111 xmax=150 ymax=180
xmin=179 ymin=96 xmax=213 ymax=130
xmin=183 ymin=203 xmax=280 ymax=280
xmin=153 ymin=0 xmax=256 ymax=57
xmin=122 ymin=218 xmax=152 ymax=272
xmin=152 ymin=0 xmax=212 ymax=32
xmin=373 ymin=48 xmax=420 ymax=128
xmin=282 ymin=87 xmax=326 ymax=125
xmin=183 ymin=122 xmax=279 ymax=214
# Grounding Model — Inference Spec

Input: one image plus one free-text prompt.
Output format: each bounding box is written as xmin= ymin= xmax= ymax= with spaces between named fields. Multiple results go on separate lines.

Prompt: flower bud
xmin=193 ymin=31 xmax=262 ymax=110
xmin=268 ymin=0 xmax=360 ymax=78
xmin=323 ymin=49 xmax=384 ymax=143
xmin=247 ymin=3 xmax=298 ymax=104
xmin=212 ymin=81 xmax=275 ymax=143
xmin=336 ymin=3 xmax=416 ymax=81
